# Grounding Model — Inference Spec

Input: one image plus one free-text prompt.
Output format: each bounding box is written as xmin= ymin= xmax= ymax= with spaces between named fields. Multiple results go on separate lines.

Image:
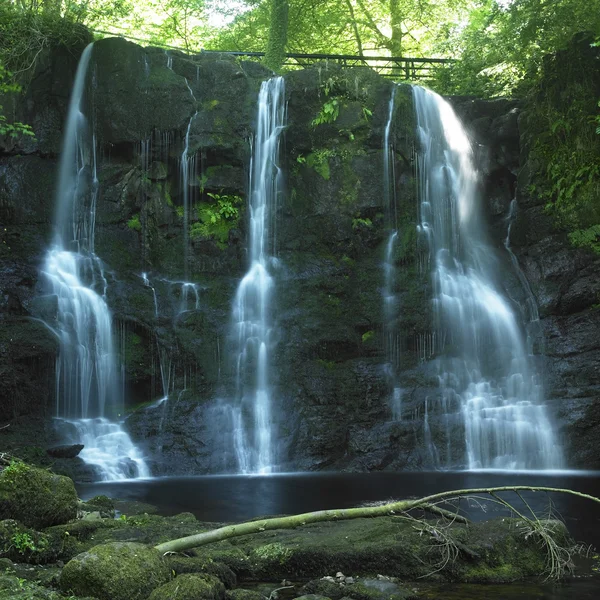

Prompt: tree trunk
xmin=344 ymin=0 xmax=364 ymax=56
xmin=264 ymin=0 xmax=289 ymax=72
xmin=154 ymin=485 xmax=600 ymax=555
xmin=390 ymin=0 xmax=402 ymax=56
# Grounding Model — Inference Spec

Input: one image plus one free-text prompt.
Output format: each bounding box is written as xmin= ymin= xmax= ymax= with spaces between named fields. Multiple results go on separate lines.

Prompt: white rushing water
xmin=382 ymin=85 xmax=403 ymax=419
xmin=412 ymin=86 xmax=562 ymax=470
xmin=230 ymin=77 xmax=285 ymax=474
xmin=180 ymin=111 xmax=198 ymax=278
xmin=41 ymin=43 xmax=149 ymax=480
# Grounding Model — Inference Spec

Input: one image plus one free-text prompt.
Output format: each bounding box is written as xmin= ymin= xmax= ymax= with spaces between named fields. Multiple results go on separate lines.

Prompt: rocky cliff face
xmin=510 ymin=35 xmax=600 ymax=469
xmin=1 ymin=35 xmax=598 ymax=476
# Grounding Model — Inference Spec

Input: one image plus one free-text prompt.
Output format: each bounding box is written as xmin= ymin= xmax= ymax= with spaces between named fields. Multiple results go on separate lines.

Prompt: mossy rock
xmin=0 ymin=572 xmax=72 ymax=599
xmin=226 ymin=590 xmax=265 ymax=600
xmin=0 ymin=462 xmax=77 ymax=529
xmin=79 ymin=495 xmax=115 ymax=518
xmin=302 ymin=581 xmax=344 ymax=600
xmin=60 ymin=542 xmax=170 ymax=600
xmin=166 ymin=555 xmax=237 ymax=588
xmin=0 ymin=519 xmax=59 ymax=564
xmin=149 ymin=573 xmax=225 ymax=600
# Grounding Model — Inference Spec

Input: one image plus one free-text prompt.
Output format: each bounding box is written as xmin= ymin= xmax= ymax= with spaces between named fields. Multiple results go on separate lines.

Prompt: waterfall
xmin=180 ymin=112 xmax=198 ymax=278
xmin=41 ymin=43 xmax=149 ymax=480
xmin=230 ymin=77 xmax=285 ymax=474
xmin=382 ymin=85 xmax=403 ymax=420
xmin=412 ymin=86 xmax=562 ymax=470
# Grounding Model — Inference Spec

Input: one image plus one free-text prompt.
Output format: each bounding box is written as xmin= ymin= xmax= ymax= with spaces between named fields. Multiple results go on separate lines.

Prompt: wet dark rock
xmin=46 ymin=444 xmax=84 ymax=459
xmin=0 ymin=463 xmax=77 ymax=528
xmin=1 ymin=34 xmax=599 ymax=473
xmin=60 ymin=541 xmax=170 ymax=600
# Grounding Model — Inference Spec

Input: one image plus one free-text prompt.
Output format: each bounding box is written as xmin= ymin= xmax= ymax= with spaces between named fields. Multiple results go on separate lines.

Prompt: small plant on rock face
xmin=352 ymin=216 xmax=372 ymax=229
xmin=10 ymin=532 xmax=36 ymax=554
xmin=190 ymin=191 xmax=243 ymax=249
xmin=0 ymin=65 xmax=35 ymax=141
xmin=312 ymin=98 xmax=340 ymax=127
xmin=127 ymin=214 xmax=142 ymax=231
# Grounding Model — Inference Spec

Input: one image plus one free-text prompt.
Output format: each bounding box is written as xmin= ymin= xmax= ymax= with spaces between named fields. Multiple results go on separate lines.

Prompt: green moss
xmin=0 ymin=520 xmax=58 ymax=564
xmin=121 ymin=331 xmax=151 ymax=382
xmin=525 ymin=36 xmax=600 ymax=253
xmin=306 ymin=150 xmax=332 ymax=180
xmin=226 ymin=590 xmax=264 ymax=600
xmin=361 ymin=330 xmax=374 ymax=343
xmin=163 ymin=182 xmax=173 ymax=207
xmin=165 ymin=557 xmax=236 ymax=588
xmin=127 ymin=214 xmax=142 ymax=231
xmin=203 ymin=99 xmax=220 ymax=111
xmin=0 ymin=462 xmax=77 ymax=529
xmin=252 ymin=542 xmax=293 ymax=565
xmin=191 ymin=192 xmax=243 ymax=250
xmin=317 ymin=358 xmax=336 ymax=370
xmin=149 ymin=573 xmax=225 ymax=600
xmin=60 ymin=542 xmax=171 ymax=600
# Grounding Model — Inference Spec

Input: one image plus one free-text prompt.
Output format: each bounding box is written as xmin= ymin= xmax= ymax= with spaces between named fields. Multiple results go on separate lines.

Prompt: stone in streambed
xmin=0 ymin=462 xmax=77 ymax=529
xmin=59 ymin=542 xmax=170 ymax=600
xmin=46 ymin=444 xmax=84 ymax=459
xmin=165 ymin=555 xmax=237 ymax=588
xmin=149 ymin=573 xmax=225 ymax=600
xmin=226 ymin=590 xmax=266 ymax=600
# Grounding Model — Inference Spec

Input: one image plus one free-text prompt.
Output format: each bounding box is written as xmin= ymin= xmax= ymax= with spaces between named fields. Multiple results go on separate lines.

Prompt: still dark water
xmin=77 ymin=471 xmax=600 ymax=599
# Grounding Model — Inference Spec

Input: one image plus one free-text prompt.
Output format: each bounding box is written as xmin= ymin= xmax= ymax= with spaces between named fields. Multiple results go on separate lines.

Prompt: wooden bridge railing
xmin=201 ymin=50 xmax=454 ymax=81
xmin=93 ymin=31 xmax=453 ymax=81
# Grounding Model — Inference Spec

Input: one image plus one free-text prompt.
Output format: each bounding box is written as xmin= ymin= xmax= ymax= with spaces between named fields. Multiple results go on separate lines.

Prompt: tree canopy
xmin=1 ymin=0 xmax=598 ymax=97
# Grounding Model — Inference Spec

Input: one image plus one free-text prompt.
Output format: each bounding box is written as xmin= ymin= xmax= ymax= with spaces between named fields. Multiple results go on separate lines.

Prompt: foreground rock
xmin=59 ymin=541 xmax=170 ymax=600
xmin=149 ymin=573 xmax=225 ymax=600
xmin=46 ymin=445 xmax=84 ymax=459
xmin=0 ymin=462 xmax=77 ymax=528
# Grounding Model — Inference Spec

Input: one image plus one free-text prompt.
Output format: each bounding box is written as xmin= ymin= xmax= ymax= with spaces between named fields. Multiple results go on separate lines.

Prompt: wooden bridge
xmin=93 ymin=30 xmax=453 ymax=81
xmin=203 ymin=50 xmax=453 ymax=81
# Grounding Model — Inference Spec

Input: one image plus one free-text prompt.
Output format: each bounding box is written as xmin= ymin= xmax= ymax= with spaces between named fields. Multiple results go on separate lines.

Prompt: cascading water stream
xmin=41 ymin=44 xmax=149 ymax=480
xmin=412 ymin=86 xmax=562 ymax=470
xmin=230 ymin=77 xmax=285 ymax=474
xmin=382 ymin=85 xmax=403 ymax=420
xmin=180 ymin=110 xmax=198 ymax=278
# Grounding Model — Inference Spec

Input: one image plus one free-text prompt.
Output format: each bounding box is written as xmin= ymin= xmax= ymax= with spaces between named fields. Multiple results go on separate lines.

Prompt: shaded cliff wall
xmin=1 ymin=35 xmax=597 ymax=475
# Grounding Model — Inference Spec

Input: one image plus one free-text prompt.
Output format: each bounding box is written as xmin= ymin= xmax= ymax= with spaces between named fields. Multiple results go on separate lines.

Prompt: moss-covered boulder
xmin=149 ymin=573 xmax=225 ymax=600
xmin=59 ymin=542 xmax=170 ymax=600
xmin=166 ymin=555 xmax=237 ymax=588
xmin=0 ymin=462 xmax=77 ymax=529
xmin=226 ymin=590 xmax=265 ymax=600
xmin=0 ymin=519 xmax=59 ymax=564
xmin=79 ymin=495 xmax=115 ymax=518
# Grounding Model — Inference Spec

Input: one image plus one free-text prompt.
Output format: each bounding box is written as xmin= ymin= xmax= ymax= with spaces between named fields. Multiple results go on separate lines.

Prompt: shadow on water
xmin=77 ymin=471 xmax=600 ymax=599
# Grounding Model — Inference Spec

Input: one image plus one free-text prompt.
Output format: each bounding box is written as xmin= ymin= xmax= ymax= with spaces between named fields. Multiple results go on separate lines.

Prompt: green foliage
xmin=264 ymin=0 xmax=289 ymax=71
xmin=2 ymin=459 xmax=30 ymax=479
xmin=190 ymin=191 xmax=243 ymax=249
xmin=10 ymin=531 xmax=48 ymax=556
xmin=0 ymin=64 xmax=35 ymax=140
xmin=361 ymin=330 xmax=374 ymax=343
xmin=569 ymin=225 xmax=600 ymax=254
xmin=253 ymin=542 xmax=292 ymax=564
xmin=311 ymin=98 xmax=340 ymax=127
xmin=127 ymin=214 xmax=142 ymax=231
xmin=352 ymin=216 xmax=372 ymax=229
xmin=305 ymin=149 xmax=333 ymax=180
xmin=0 ymin=3 xmax=91 ymax=76
xmin=210 ymin=0 xmax=468 ymax=62
xmin=525 ymin=37 xmax=600 ymax=253
xmin=434 ymin=0 xmax=600 ymax=97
